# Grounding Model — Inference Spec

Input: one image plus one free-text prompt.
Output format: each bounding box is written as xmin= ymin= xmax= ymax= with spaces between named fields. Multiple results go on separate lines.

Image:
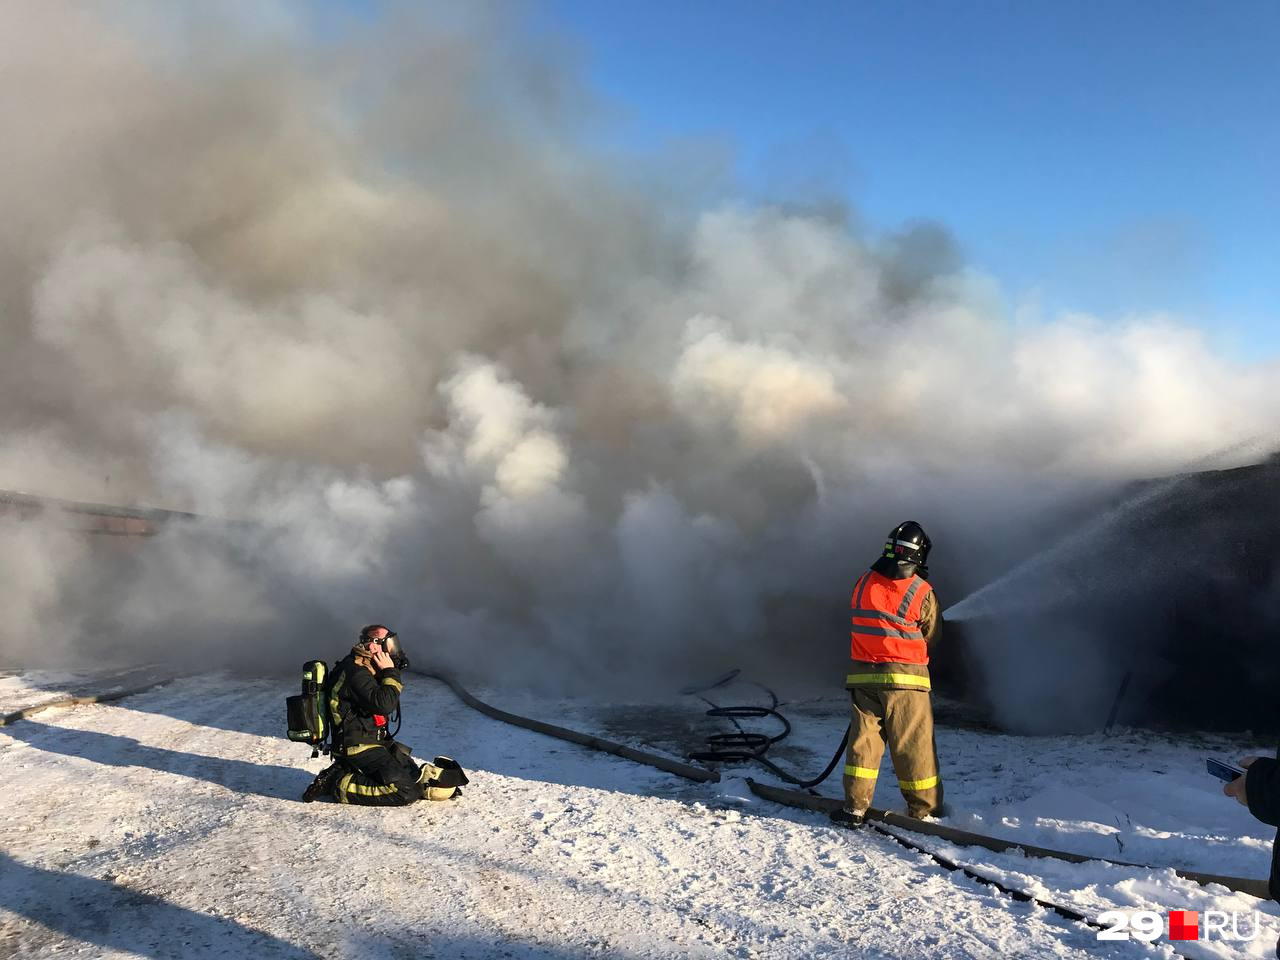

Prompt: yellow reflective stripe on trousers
xmin=843 ymin=764 xmax=879 ymax=779
xmin=381 ymin=677 xmax=403 ymax=692
xmin=898 ymin=775 xmax=939 ymax=790
xmin=347 ymin=781 xmax=399 ymax=797
xmin=344 ymin=743 xmax=381 ymax=756
xmin=334 ymin=771 xmax=399 ymax=800
xmin=845 ymin=673 xmax=931 ymax=690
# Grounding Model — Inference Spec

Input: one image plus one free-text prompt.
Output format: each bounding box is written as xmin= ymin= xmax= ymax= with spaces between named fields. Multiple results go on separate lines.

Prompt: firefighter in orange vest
xmin=830 ymin=521 xmax=943 ymax=828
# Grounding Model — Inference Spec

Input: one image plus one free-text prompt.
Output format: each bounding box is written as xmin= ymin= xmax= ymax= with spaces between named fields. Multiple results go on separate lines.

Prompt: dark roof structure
xmin=935 ymin=456 xmax=1280 ymax=733
xmin=0 ymin=489 xmax=202 ymax=537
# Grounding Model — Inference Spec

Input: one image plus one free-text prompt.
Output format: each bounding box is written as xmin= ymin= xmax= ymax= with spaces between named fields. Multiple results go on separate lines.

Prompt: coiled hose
xmin=683 ymin=669 xmax=850 ymax=790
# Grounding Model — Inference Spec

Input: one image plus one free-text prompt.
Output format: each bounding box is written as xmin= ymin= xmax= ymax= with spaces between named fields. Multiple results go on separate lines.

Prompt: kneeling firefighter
xmin=831 ymin=521 xmax=944 ymax=828
xmin=302 ymin=624 xmax=468 ymax=805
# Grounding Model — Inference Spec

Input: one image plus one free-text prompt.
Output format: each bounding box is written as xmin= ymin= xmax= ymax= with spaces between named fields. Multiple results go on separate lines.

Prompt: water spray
xmin=944 ymin=433 xmax=1280 ymax=623
xmin=943 ymin=476 xmax=1185 ymax=622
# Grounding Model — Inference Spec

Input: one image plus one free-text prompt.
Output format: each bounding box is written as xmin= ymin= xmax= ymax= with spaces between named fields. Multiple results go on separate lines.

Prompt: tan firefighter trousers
xmin=843 ymin=687 xmax=943 ymax=818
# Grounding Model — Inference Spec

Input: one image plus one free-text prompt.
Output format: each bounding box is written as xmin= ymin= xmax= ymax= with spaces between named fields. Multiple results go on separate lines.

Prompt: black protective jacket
xmin=328 ymin=650 xmax=404 ymax=756
xmin=1245 ymin=748 xmax=1280 ymax=901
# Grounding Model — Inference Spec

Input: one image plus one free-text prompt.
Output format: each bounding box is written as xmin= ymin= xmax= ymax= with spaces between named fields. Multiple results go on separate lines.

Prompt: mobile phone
xmin=1207 ymin=757 xmax=1245 ymax=783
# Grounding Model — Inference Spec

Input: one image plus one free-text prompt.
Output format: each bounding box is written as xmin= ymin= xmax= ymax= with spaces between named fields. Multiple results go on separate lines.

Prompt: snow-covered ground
xmin=1 ymin=671 xmax=1276 ymax=958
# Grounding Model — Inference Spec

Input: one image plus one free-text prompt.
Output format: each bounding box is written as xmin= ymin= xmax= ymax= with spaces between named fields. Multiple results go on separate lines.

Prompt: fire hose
xmin=681 ymin=667 xmax=848 ymax=789
xmin=5 ymin=669 xmax=1260 ymax=949
xmin=0 ymin=679 xmax=173 ymax=727
xmin=417 ymin=667 xmax=1267 ymax=952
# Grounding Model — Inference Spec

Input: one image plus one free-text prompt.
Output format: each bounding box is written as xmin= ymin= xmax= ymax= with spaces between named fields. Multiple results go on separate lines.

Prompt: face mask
xmin=382 ymin=632 xmax=409 ymax=670
xmin=362 ymin=630 xmax=409 ymax=670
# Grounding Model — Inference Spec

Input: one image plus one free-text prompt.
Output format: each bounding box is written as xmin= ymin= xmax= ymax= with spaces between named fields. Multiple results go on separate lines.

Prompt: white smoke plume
xmin=2 ymin=3 xmax=1278 ymax=702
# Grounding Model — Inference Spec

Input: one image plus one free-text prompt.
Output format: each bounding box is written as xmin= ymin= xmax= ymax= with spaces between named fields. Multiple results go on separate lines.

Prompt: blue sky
xmin=333 ymin=2 xmax=1280 ymax=359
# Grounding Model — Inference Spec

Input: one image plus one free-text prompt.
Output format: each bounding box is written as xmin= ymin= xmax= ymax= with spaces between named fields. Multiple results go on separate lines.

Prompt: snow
xmin=1 ymin=671 xmax=1276 ymax=958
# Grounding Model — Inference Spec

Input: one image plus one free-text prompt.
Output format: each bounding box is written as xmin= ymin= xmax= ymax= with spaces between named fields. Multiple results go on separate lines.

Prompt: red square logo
xmin=1169 ymin=910 xmax=1199 ymax=941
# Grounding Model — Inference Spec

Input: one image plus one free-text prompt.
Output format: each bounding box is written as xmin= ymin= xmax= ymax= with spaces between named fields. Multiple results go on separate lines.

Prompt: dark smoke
xmin=2 ymin=4 xmax=1278 ymax=708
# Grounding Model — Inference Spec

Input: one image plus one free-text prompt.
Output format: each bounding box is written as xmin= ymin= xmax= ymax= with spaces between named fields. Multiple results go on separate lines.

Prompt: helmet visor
xmin=381 ymin=632 xmax=409 ymax=670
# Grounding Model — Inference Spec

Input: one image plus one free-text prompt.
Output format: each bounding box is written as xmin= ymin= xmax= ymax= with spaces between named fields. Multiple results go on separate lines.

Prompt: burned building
xmin=934 ymin=456 xmax=1280 ymax=734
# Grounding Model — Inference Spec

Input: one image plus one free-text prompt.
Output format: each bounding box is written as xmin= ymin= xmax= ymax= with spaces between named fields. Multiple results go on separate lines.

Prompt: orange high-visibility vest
xmin=850 ymin=569 xmax=932 ymax=664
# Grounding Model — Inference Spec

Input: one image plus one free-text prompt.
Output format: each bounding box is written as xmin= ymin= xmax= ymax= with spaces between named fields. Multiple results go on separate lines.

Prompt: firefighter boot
xmin=302 ymin=763 xmax=341 ymax=803
xmin=829 ymin=808 xmax=866 ymax=830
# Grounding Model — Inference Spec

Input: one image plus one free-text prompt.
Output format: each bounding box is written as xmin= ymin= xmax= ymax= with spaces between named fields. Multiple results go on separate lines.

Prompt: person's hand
xmin=368 ymin=642 xmax=395 ymax=672
xmin=1223 ymin=756 xmax=1262 ymax=806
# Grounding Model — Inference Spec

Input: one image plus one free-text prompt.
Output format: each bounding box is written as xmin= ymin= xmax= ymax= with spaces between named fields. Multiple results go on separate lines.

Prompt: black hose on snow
xmin=682 ymin=669 xmax=850 ymax=790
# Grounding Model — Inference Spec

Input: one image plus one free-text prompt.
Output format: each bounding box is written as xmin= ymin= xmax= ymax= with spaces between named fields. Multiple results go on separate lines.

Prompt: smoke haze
xmin=3 ymin=3 xmax=1278 ymax=702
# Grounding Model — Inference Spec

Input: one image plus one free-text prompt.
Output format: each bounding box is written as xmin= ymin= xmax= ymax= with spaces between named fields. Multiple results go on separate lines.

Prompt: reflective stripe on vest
xmin=850 ymin=570 xmax=932 ymax=664
xmin=851 ymin=625 xmax=925 ymax=640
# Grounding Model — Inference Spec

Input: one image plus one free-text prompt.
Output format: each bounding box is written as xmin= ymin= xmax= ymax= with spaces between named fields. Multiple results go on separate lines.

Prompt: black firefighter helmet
xmin=883 ymin=521 xmax=931 ymax=567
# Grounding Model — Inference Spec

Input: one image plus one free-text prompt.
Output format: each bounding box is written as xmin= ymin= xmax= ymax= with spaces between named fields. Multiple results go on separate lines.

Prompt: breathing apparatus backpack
xmin=286 ymin=660 xmax=331 ymax=759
